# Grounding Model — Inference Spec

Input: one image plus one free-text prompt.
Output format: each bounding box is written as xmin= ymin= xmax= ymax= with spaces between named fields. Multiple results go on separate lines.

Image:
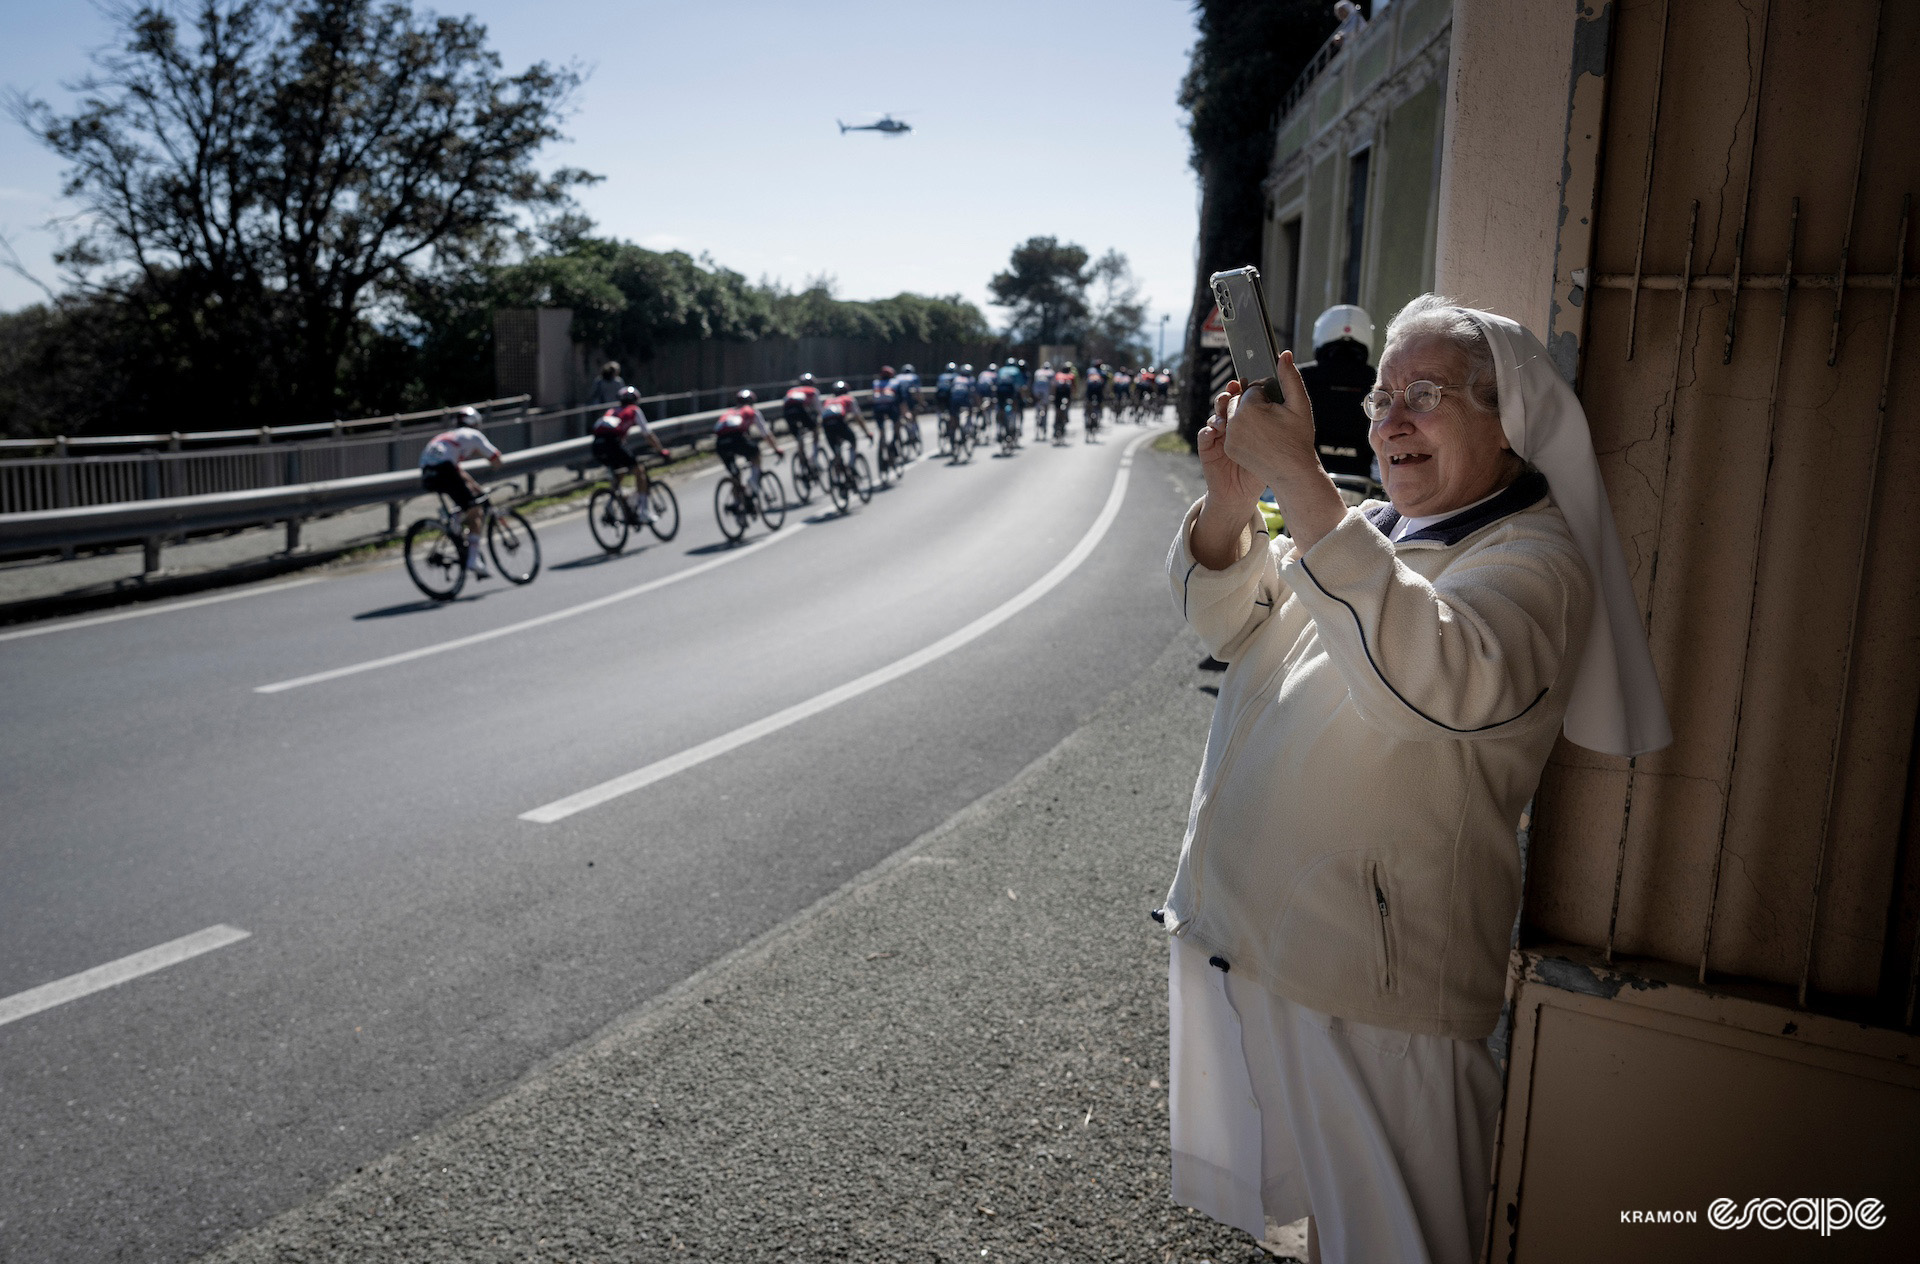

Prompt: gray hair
xmin=1382 ymin=294 xmax=1500 ymax=414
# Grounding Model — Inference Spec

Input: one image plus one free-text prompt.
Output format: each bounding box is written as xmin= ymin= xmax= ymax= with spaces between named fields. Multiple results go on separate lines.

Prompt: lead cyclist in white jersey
xmin=418 ymin=406 xmax=504 ymax=576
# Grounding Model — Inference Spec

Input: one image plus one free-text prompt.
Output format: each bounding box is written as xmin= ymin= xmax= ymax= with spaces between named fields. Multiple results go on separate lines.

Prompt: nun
xmin=1160 ymin=294 xmax=1671 ymax=1263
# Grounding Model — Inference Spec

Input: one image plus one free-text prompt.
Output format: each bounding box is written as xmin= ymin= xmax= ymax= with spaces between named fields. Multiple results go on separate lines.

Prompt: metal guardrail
xmin=0 ymin=391 xmax=881 ymax=563
xmin=0 ymin=376 xmax=872 ymax=515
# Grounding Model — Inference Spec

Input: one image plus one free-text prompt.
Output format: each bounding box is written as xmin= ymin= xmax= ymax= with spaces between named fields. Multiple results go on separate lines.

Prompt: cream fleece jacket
xmin=1162 ymin=471 xmax=1591 ymax=1039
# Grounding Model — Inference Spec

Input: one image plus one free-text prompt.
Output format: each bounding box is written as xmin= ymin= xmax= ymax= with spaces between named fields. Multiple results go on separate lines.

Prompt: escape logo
xmin=1707 ymin=1198 xmax=1885 ymax=1234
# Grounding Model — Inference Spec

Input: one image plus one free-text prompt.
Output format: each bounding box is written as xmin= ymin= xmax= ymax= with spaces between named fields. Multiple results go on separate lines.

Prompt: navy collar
xmin=1365 ymin=469 xmax=1549 ymax=546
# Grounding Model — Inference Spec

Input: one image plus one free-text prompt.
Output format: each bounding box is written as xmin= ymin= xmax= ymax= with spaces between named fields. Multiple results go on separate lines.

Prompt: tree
xmin=11 ymin=0 xmax=588 ymax=427
xmin=988 ymin=237 xmax=1091 ymax=344
xmin=1176 ymin=0 xmax=1331 ymax=442
xmin=1083 ymin=250 xmax=1150 ymax=364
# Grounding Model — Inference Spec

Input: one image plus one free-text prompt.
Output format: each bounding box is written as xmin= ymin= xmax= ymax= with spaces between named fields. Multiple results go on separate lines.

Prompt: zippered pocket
xmin=1369 ymin=860 xmax=1395 ymax=992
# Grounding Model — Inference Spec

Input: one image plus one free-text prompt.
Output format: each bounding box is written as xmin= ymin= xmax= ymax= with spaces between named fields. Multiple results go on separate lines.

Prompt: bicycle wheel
xmin=715 ymin=476 xmax=750 ymax=541
xmin=645 ymin=480 xmax=680 ymax=541
xmin=850 ymin=453 xmax=874 ymax=504
xmin=488 ymin=508 xmax=541 ymax=584
xmin=756 ymin=470 xmax=787 ymax=530
xmin=789 ymin=451 xmax=815 ymax=505
xmin=826 ymin=459 xmax=852 ymax=513
xmin=904 ymin=420 xmax=923 ymax=457
xmin=588 ymin=487 xmax=630 ymax=554
xmin=404 ymin=518 xmax=467 ymax=601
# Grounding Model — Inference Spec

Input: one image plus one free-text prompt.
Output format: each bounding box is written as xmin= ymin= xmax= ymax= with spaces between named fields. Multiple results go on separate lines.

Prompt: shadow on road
xmin=353 ymin=593 xmax=486 ymax=620
xmin=550 ymin=548 xmax=649 ymax=572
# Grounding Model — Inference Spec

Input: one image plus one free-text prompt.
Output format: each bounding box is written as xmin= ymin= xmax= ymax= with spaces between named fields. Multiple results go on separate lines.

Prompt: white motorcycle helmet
xmin=1311 ymin=304 xmax=1374 ymax=356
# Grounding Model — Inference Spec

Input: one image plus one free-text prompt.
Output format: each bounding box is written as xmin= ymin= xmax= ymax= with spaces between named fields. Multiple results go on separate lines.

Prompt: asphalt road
xmin=0 ymin=413 xmax=1197 ymax=1262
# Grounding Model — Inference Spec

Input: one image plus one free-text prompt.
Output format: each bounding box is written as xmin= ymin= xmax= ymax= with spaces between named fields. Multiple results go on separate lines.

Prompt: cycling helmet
xmin=945 ymin=361 xmax=957 ymax=371
xmin=878 ymin=365 xmax=895 ymax=377
xmin=987 ymin=362 xmax=999 ymax=372
xmin=1040 ymin=361 xmax=1052 ymax=370
xmin=737 ymin=389 xmax=756 ymax=403
xmin=901 ymin=363 xmax=915 ymax=373
xmin=961 ymin=363 xmax=973 ymax=373
xmin=449 ymin=405 xmax=481 ymax=424
xmin=797 ymin=372 xmax=815 ymax=386
xmin=616 ymin=386 xmax=639 ymax=405
xmin=832 ymin=380 xmax=848 ymax=392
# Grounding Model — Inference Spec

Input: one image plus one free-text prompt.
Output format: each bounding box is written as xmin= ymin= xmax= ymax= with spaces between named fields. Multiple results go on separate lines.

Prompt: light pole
xmin=1158 ymin=313 xmax=1169 ymax=365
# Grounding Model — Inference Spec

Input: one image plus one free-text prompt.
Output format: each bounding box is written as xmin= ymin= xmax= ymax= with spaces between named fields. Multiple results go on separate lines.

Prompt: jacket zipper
xmin=1371 ymin=861 xmax=1394 ymax=991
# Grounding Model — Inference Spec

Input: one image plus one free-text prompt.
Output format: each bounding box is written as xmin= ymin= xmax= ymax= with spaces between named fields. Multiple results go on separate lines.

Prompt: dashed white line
xmin=0 ymin=925 xmax=252 ymax=1028
xmin=0 ymin=578 xmax=322 ymax=644
xmin=520 ymin=426 xmax=1167 ymax=823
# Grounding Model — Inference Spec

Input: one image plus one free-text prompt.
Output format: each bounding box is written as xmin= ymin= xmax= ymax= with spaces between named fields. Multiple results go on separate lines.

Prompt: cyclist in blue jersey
xmin=934 ymin=362 xmax=957 ymax=415
xmin=895 ymin=362 xmax=922 ymax=420
xmin=995 ymin=360 xmax=1025 ymax=442
xmin=946 ymin=364 xmax=974 ymax=449
xmin=870 ymin=365 xmax=902 ymax=451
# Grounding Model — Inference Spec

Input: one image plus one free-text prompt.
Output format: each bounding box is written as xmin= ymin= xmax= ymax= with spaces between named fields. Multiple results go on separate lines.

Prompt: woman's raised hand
xmin=1220 ymin=351 xmax=1320 ymax=493
xmin=1196 ymin=381 xmax=1268 ymax=514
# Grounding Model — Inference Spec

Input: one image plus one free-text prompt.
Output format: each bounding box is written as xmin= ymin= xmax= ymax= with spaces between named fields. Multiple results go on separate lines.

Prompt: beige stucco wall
xmin=1433 ymin=0 xmax=1577 ymax=335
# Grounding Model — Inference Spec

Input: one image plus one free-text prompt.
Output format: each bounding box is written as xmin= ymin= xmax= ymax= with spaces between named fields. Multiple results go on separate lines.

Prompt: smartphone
xmin=1208 ymin=266 xmax=1284 ymax=403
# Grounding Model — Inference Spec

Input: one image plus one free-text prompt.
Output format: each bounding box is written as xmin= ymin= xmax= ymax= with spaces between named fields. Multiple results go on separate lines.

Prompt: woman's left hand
xmin=1220 ymin=350 xmax=1322 ymax=491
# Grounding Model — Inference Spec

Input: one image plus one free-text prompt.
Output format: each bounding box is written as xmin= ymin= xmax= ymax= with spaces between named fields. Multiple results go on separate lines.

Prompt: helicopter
xmin=837 ymin=114 xmax=912 ymax=136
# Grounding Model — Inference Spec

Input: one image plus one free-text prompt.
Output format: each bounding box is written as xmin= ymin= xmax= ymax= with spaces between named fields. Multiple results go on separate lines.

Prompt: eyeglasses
xmin=1361 ymin=380 xmax=1457 ymax=422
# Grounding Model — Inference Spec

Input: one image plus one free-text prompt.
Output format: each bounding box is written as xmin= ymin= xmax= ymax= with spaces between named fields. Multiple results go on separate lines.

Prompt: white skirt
xmin=1168 ymin=935 xmax=1502 ymax=1264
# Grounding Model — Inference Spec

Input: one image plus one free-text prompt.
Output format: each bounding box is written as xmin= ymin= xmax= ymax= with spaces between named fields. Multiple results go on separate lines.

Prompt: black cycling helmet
xmin=616 ymin=386 xmax=639 ymax=405
xmin=798 ymin=372 xmax=815 ymax=385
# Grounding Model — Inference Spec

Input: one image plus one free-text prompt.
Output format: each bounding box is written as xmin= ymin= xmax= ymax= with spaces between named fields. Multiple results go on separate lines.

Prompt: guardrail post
xmin=285 ymin=518 xmax=301 ymax=553
xmin=141 ymin=449 xmax=160 ymax=501
xmin=387 ymin=415 xmax=402 ymax=534
xmin=143 ymin=537 xmax=161 ymax=574
xmin=55 ymin=435 xmax=76 ymax=558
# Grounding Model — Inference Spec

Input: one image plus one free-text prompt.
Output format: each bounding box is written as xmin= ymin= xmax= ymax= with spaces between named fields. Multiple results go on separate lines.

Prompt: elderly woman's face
xmin=1370 ymin=333 xmax=1513 ymax=518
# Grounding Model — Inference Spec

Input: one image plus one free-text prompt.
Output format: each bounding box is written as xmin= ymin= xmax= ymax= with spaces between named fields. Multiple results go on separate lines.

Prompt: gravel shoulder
xmin=192 ymin=625 xmax=1292 ymax=1264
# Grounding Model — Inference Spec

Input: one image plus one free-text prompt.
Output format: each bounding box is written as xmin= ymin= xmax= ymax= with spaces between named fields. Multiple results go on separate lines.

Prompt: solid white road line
xmin=520 ymin=426 xmax=1168 ymax=824
xmin=0 ymin=924 xmax=251 ymax=1028
xmin=255 ymin=521 xmax=809 ymax=694
xmin=0 ymin=578 xmax=322 ymax=645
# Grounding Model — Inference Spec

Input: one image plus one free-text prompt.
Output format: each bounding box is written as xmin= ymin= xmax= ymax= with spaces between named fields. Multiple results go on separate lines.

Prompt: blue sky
xmin=0 ymin=0 xmax=1203 ymax=352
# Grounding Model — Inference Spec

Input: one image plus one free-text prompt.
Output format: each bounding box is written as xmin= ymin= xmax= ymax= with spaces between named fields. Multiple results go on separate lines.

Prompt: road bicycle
xmin=788 ymin=439 xmax=825 ymax=505
xmin=714 ymin=458 xmax=787 ymax=542
xmin=943 ymin=406 xmax=973 ymax=463
xmin=823 ymin=442 xmax=874 ymax=513
xmin=873 ymin=425 xmax=908 ymax=484
xmin=1084 ymin=395 xmax=1104 ymax=442
xmin=587 ymin=461 xmax=681 ymax=554
xmin=1052 ymin=395 xmax=1072 ymax=444
xmin=404 ymin=490 xmax=541 ymax=600
xmin=994 ymin=397 xmax=1021 ymax=456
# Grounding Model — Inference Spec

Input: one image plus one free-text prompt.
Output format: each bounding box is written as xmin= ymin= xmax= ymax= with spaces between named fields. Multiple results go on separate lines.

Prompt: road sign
xmin=1199 ymin=305 xmax=1228 ymax=349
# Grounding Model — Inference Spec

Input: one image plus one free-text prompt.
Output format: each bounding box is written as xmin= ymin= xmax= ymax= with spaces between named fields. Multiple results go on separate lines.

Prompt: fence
xmin=0 ymin=377 xmax=848 ymax=516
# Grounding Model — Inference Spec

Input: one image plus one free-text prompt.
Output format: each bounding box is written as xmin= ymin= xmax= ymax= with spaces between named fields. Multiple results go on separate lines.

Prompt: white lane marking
xmin=521 ymin=427 xmax=1168 ymax=823
xmin=0 ymin=924 xmax=251 ymax=1028
xmin=254 ymin=522 xmax=808 ymax=693
xmin=0 ymin=578 xmax=322 ymax=644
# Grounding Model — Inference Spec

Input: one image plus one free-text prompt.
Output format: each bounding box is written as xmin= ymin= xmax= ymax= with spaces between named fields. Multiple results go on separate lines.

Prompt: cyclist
xmin=1155 ymin=367 xmax=1173 ymax=412
xmin=870 ymin=365 xmax=902 ymax=454
xmin=994 ymin=359 xmax=1025 ymax=443
xmin=976 ymin=363 xmax=997 ymax=428
xmin=1084 ymin=362 xmax=1107 ymax=433
xmin=418 ymin=406 xmax=503 ymax=577
xmin=934 ymin=361 xmax=958 ymax=416
xmin=1031 ymin=361 xmax=1055 ymax=440
xmin=896 ymin=362 xmax=922 ymax=420
xmin=783 ymin=373 xmax=825 ymax=467
xmin=592 ymin=387 xmax=670 ymax=526
xmin=713 ymin=389 xmax=782 ymax=494
xmin=1111 ymin=365 xmax=1133 ymax=417
xmin=946 ymin=364 xmax=974 ymax=448
xmin=820 ymin=380 xmax=873 ymax=476
xmin=1051 ymin=362 xmax=1077 ymax=441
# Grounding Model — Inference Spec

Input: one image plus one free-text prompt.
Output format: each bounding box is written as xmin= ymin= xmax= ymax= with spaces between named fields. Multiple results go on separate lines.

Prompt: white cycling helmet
xmin=1311 ymin=304 xmax=1374 ymax=355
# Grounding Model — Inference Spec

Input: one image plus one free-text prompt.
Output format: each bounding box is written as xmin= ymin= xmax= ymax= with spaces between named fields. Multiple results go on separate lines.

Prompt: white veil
xmin=1464 ymin=309 xmax=1672 ymax=757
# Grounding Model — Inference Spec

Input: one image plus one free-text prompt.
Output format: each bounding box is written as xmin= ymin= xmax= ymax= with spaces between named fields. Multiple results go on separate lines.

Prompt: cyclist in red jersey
xmin=819 ymin=380 xmax=872 ymax=469
xmin=591 ymin=387 xmax=671 ymax=525
xmin=783 ymin=373 xmax=825 ymax=466
xmin=714 ymin=389 xmax=782 ymax=492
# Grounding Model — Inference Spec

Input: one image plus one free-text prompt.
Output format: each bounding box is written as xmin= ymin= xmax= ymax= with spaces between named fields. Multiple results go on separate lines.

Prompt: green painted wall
xmin=1368 ymin=78 xmax=1443 ymax=326
xmin=1299 ymin=154 xmax=1339 ymax=338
